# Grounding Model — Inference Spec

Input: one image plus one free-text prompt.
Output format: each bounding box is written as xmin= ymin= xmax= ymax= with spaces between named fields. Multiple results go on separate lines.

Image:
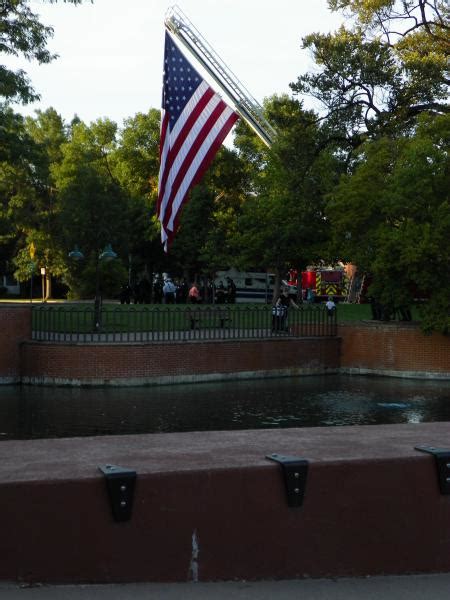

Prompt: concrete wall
xmin=1 ymin=423 xmax=449 ymax=583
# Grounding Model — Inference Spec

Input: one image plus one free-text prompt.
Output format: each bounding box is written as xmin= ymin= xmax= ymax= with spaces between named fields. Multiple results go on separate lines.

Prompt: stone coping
xmin=1 ymin=422 xmax=448 ymax=485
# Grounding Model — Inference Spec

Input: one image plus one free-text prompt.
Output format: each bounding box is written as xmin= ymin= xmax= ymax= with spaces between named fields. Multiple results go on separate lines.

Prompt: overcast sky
xmin=5 ymin=0 xmax=345 ymax=127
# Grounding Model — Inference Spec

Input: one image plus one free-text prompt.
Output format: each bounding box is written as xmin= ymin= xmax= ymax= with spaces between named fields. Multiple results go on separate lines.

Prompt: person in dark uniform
xmin=177 ymin=279 xmax=188 ymax=303
xmin=139 ymin=277 xmax=152 ymax=304
xmin=226 ymin=277 xmax=237 ymax=303
xmin=119 ymin=283 xmax=132 ymax=304
xmin=272 ymin=289 xmax=299 ymax=332
xmin=153 ymin=278 xmax=163 ymax=304
xmin=215 ymin=281 xmax=226 ymax=304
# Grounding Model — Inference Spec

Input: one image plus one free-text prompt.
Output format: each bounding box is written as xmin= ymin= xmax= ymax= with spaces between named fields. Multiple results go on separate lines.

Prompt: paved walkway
xmin=2 ymin=574 xmax=450 ymax=599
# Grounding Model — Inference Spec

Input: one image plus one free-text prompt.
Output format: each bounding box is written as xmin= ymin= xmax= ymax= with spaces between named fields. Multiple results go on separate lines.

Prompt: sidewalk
xmin=2 ymin=574 xmax=450 ymax=599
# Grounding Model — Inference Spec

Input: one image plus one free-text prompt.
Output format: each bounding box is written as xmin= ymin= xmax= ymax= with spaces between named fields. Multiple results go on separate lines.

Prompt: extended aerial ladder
xmin=345 ymin=273 xmax=366 ymax=304
xmin=164 ymin=5 xmax=277 ymax=148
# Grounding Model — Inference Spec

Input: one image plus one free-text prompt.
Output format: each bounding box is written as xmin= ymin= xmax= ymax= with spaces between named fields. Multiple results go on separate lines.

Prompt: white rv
xmin=1 ymin=274 xmax=20 ymax=296
xmin=214 ymin=268 xmax=275 ymax=303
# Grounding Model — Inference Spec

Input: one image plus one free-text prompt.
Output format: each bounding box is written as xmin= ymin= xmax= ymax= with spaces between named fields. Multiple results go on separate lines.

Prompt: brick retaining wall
xmin=1 ymin=307 xmax=450 ymax=584
xmin=20 ymin=337 xmax=340 ymax=386
xmin=338 ymin=322 xmax=450 ymax=378
xmin=1 ymin=306 xmax=449 ymax=384
xmin=0 ymin=305 xmax=30 ymax=384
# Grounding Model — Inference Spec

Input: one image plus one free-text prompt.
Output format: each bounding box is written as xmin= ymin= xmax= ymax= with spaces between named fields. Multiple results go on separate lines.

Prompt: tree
xmin=20 ymin=108 xmax=69 ymax=297
xmin=0 ymin=106 xmax=48 ymax=287
xmin=0 ymin=0 xmax=58 ymax=104
xmin=197 ymin=146 xmax=253 ymax=275
xmin=290 ymin=1 xmax=449 ymax=332
xmin=112 ymin=110 xmax=164 ymax=281
xmin=169 ymin=183 xmax=216 ymax=279
xmin=233 ymin=95 xmax=344 ymax=295
xmin=327 ymin=113 xmax=450 ymax=333
xmin=291 ymin=0 xmax=449 ymax=140
xmin=53 ymin=118 xmax=130 ymax=298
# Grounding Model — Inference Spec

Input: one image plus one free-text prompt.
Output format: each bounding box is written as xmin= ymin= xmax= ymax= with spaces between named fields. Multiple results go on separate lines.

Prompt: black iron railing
xmin=31 ymin=304 xmax=337 ymax=343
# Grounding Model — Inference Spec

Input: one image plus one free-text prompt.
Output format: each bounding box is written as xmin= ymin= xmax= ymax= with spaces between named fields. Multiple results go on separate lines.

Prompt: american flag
xmin=157 ymin=32 xmax=239 ymax=251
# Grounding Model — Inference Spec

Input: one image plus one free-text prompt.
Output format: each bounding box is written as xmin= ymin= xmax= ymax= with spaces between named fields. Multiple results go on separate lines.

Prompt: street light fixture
xmin=99 ymin=244 xmax=117 ymax=262
xmin=68 ymin=245 xmax=85 ymax=261
xmin=68 ymin=244 xmax=118 ymax=332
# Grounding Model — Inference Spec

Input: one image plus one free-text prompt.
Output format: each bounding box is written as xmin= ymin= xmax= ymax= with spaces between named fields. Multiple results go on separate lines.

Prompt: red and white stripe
xmin=157 ymin=80 xmax=238 ymax=250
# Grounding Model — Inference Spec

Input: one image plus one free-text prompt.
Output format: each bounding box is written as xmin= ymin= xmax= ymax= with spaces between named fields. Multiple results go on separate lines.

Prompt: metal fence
xmin=31 ymin=304 xmax=337 ymax=343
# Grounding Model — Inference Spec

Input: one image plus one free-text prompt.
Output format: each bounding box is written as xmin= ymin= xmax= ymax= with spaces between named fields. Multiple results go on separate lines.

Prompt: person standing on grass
xmin=226 ymin=277 xmax=236 ymax=303
xmin=326 ymin=296 xmax=336 ymax=317
xmin=272 ymin=288 xmax=299 ymax=332
xmin=188 ymin=282 xmax=201 ymax=304
xmin=215 ymin=281 xmax=226 ymax=304
xmin=163 ymin=278 xmax=176 ymax=304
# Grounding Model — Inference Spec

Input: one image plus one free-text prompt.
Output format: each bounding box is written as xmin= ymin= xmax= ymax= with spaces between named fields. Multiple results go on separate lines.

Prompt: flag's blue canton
xmin=163 ymin=35 xmax=202 ymax=124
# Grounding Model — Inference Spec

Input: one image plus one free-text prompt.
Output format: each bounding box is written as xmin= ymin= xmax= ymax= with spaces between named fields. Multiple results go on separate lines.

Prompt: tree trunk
xmin=45 ymin=273 xmax=52 ymax=300
xmin=272 ymin=268 xmax=282 ymax=303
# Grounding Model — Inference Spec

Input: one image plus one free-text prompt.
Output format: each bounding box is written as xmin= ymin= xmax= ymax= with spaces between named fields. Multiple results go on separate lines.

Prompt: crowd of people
xmin=119 ymin=273 xmax=337 ymax=331
xmin=271 ymin=284 xmax=336 ymax=332
xmin=119 ymin=275 xmax=237 ymax=305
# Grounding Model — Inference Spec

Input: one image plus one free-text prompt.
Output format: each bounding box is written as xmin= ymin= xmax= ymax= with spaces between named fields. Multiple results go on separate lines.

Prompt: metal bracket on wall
xmin=266 ymin=453 xmax=309 ymax=508
xmin=98 ymin=464 xmax=137 ymax=522
xmin=415 ymin=446 xmax=450 ymax=495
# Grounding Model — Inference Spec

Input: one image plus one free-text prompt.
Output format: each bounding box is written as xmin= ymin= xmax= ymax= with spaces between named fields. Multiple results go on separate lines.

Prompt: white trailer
xmin=215 ymin=268 xmax=275 ymax=303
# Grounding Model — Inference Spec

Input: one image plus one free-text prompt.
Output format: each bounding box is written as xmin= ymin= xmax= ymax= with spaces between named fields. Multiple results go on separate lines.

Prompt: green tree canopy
xmin=233 ymin=95 xmax=344 ymax=292
xmin=167 ymin=146 xmax=252 ymax=280
xmin=291 ymin=0 xmax=449 ymax=140
xmin=52 ymin=118 xmax=131 ymax=297
xmin=112 ymin=110 xmax=163 ymax=277
xmin=0 ymin=107 xmax=38 ymax=275
xmin=0 ymin=0 xmax=57 ymax=104
xmin=0 ymin=107 xmax=70 ymax=294
xmin=328 ymin=113 xmax=450 ymax=333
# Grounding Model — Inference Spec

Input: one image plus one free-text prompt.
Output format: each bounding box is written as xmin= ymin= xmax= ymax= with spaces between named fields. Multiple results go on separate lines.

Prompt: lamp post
xmin=69 ymin=244 xmax=117 ymax=331
xmin=40 ymin=267 xmax=46 ymax=303
xmin=94 ymin=244 xmax=117 ymax=331
xmin=28 ymin=261 xmax=36 ymax=303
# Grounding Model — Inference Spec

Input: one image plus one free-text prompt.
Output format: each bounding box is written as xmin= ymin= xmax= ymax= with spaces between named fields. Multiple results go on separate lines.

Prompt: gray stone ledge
xmin=19 ymin=367 xmax=340 ymax=387
xmin=340 ymin=367 xmax=450 ymax=380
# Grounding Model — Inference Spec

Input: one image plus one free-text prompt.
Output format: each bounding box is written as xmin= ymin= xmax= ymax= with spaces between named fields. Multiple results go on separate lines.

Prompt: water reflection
xmin=0 ymin=375 xmax=449 ymax=440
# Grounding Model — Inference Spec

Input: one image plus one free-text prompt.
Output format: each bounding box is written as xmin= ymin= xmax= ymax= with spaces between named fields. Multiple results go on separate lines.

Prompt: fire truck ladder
xmin=346 ymin=273 xmax=366 ymax=303
xmin=355 ymin=274 xmax=366 ymax=304
xmin=164 ymin=5 xmax=277 ymax=148
xmin=345 ymin=276 xmax=356 ymax=303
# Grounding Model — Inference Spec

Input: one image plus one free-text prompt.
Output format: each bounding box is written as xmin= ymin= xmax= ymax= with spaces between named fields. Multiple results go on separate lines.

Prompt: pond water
xmin=1 ymin=375 xmax=450 ymax=441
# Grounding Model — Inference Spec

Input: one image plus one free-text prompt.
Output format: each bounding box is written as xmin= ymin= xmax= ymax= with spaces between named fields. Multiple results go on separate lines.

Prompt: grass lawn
xmin=334 ymin=303 xmax=373 ymax=321
xmin=336 ymin=302 xmax=421 ymax=322
xmin=4 ymin=299 xmax=422 ymax=332
xmin=30 ymin=301 xmax=338 ymax=334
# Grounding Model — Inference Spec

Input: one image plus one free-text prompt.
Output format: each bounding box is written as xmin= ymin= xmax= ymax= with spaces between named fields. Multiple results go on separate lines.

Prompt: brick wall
xmin=20 ymin=337 xmax=341 ymax=385
xmin=0 ymin=305 xmax=31 ymax=383
xmin=2 ymin=305 xmax=449 ymax=385
xmin=338 ymin=322 xmax=450 ymax=376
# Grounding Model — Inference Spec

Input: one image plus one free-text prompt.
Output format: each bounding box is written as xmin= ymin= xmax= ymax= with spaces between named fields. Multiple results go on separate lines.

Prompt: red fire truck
xmin=286 ymin=267 xmax=350 ymax=302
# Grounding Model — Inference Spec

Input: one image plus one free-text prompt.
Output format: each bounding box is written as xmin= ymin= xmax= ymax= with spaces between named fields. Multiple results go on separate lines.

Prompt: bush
xmin=66 ymin=258 xmax=128 ymax=300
